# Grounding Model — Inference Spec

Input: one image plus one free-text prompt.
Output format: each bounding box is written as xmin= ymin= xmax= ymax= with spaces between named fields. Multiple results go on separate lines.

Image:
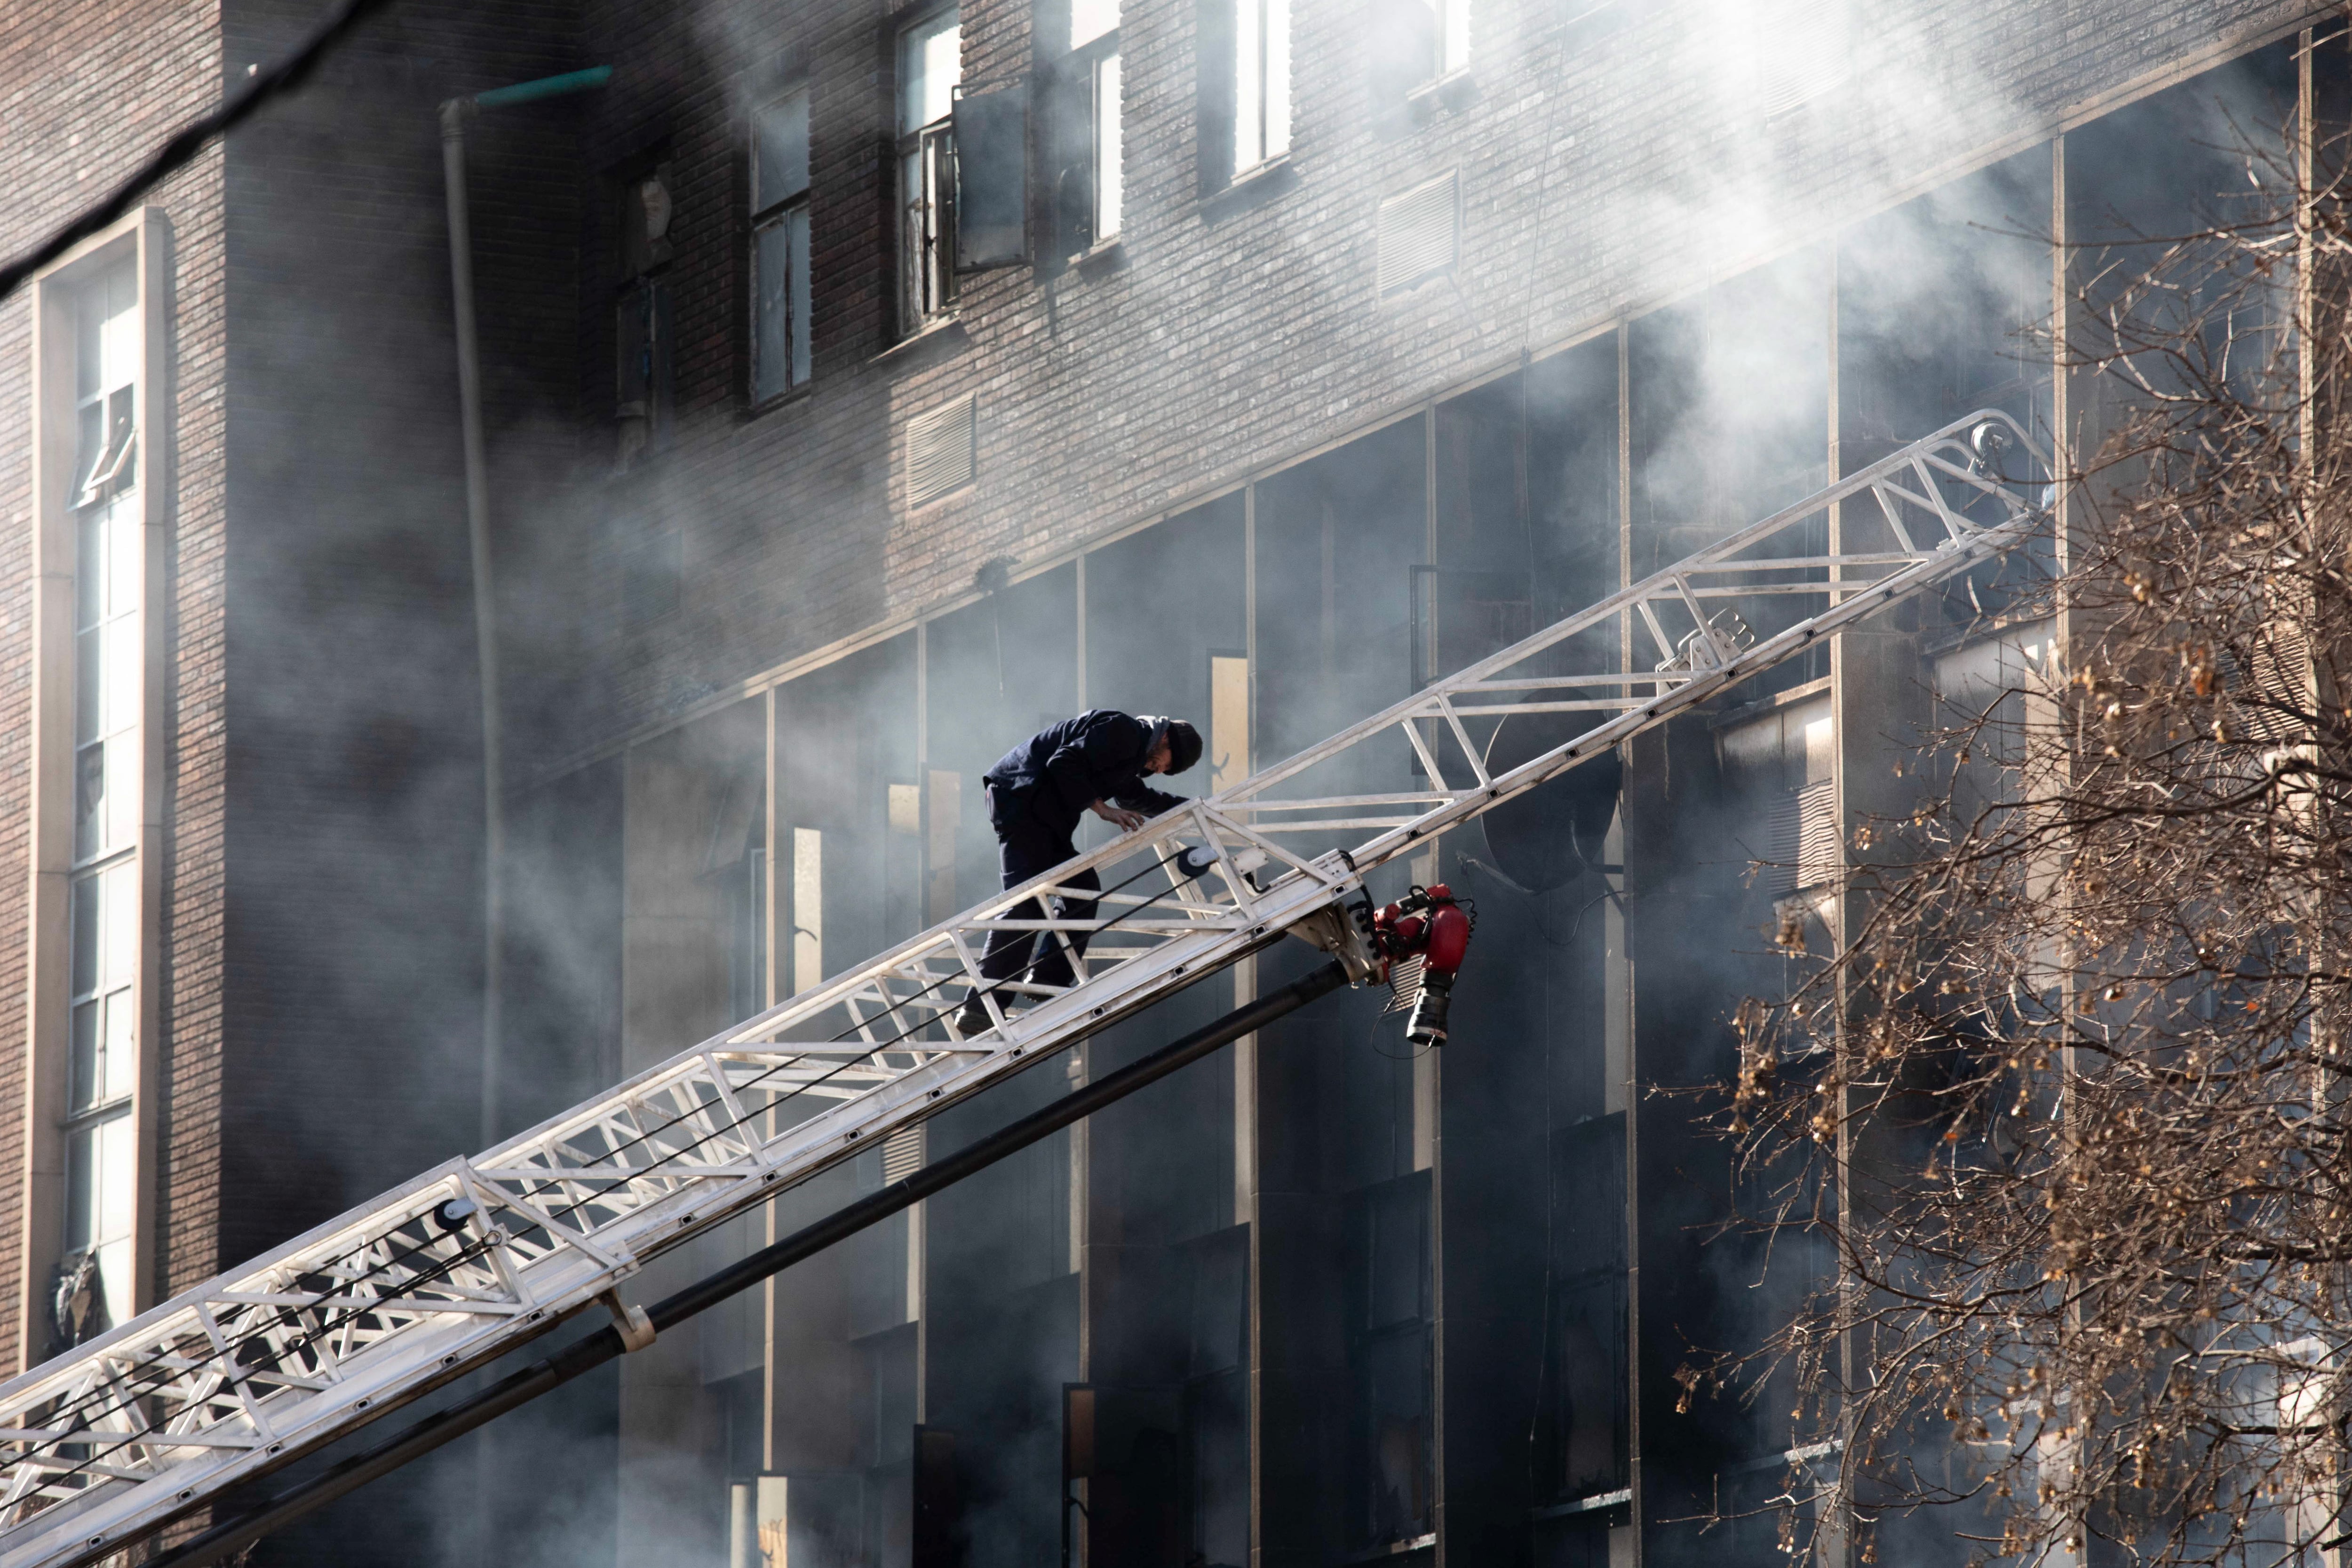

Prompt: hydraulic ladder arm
xmin=0 ymin=410 xmax=2049 ymax=1568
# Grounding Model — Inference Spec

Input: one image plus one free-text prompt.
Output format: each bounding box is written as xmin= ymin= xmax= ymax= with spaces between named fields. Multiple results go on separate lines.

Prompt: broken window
xmin=898 ymin=6 xmax=962 ymax=332
xmin=750 ymin=86 xmax=812 ymax=400
xmin=1048 ymin=0 xmax=1121 ymax=256
xmin=613 ymin=152 xmax=677 ymax=469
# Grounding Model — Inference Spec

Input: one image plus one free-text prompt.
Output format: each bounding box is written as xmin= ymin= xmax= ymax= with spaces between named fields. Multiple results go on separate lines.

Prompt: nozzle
xmin=1405 ymin=970 xmax=1454 ymax=1048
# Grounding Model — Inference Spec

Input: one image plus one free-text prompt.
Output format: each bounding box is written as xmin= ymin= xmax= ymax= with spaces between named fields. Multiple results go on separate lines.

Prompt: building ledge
xmin=872 ymin=316 xmax=969 ymax=369
xmin=1530 ymin=1488 xmax=1631 ymax=1522
xmin=1200 ymin=155 xmax=1296 ymax=223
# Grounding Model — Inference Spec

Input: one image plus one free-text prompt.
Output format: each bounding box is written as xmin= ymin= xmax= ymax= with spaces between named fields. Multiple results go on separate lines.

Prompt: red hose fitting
xmin=1404 ymin=884 xmax=1472 ymax=1047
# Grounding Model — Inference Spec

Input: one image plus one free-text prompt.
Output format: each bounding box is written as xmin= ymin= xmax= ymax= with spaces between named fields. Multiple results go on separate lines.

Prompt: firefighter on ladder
xmin=955 ymin=710 xmax=1204 ymax=1036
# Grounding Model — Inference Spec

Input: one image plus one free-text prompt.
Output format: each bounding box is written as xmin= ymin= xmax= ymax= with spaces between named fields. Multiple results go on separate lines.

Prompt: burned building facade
xmin=0 ymin=0 xmax=2336 ymax=1566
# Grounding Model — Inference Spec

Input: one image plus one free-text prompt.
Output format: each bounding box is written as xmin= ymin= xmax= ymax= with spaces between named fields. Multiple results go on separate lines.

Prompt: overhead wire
xmin=0 ymin=0 xmax=402 ymax=302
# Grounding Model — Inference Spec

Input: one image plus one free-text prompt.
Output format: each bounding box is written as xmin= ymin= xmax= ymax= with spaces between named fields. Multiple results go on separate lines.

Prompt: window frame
xmin=749 ymin=84 xmax=814 ymax=404
xmin=897 ymin=5 xmax=963 ymax=336
xmin=1048 ymin=23 xmax=1123 ymax=259
xmin=612 ymin=150 xmax=678 ymax=470
xmin=1422 ymin=0 xmax=1470 ymax=85
xmin=24 ymin=210 xmax=168 ymax=1359
xmin=1231 ymin=0 xmax=1292 ymax=181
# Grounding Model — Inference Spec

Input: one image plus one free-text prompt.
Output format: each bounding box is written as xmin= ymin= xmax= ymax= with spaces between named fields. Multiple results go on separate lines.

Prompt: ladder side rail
xmin=0 ymin=412 xmax=2050 ymax=1568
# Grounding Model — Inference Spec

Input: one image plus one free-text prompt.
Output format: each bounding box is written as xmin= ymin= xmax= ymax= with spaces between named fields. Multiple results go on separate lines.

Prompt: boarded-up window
xmin=906 ymin=394 xmax=977 ymax=508
xmin=1376 ymin=172 xmax=1457 ymax=295
xmin=1209 ymin=653 xmax=1250 ymax=794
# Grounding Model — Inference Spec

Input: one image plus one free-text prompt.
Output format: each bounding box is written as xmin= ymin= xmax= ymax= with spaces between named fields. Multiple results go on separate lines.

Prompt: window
xmin=1348 ymin=1172 xmax=1434 ymax=1551
xmin=751 ymin=87 xmax=812 ymax=400
xmin=1420 ymin=0 xmax=1470 ymax=80
xmin=614 ymin=155 xmax=676 ymax=469
xmin=898 ymin=7 xmax=962 ymax=332
xmin=62 ymin=260 xmax=142 ymax=1346
xmin=1232 ymin=0 xmax=1290 ymax=177
xmin=1049 ymin=0 xmax=1122 ymax=255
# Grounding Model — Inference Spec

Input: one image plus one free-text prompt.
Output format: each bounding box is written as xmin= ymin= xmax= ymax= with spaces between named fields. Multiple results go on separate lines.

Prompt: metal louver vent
xmin=906 ymin=394 xmax=977 ymax=508
xmin=1756 ymin=0 xmax=1851 ymax=119
xmin=882 ymin=1124 xmax=926 ymax=1184
xmin=2236 ymin=622 xmax=2312 ymax=743
xmin=1376 ymin=172 xmax=1458 ymax=296
xmin=1762 ymin=777 xmax=1839 ymax=893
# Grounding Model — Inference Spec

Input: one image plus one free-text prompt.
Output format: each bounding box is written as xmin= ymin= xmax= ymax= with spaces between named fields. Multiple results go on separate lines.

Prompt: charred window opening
xmin=1045 ymin=0 xmax=1121 ymax=259
xmin=898 ymin=6 xmax=962 ymax=333
xmin=1348 ymin=1170 xmax=1435 ymax=1553
xmin=612 ymin=147 xmax=677 ymax=470
xmin=1369 ymin=0 xmax=1470 ymax=134
xmin=750 ymin=85 xmax=812 ymax=401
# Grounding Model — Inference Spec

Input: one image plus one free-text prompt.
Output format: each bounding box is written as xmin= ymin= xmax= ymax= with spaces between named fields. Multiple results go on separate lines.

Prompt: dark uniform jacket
xmin=983 ymin=710 xmax=1186 ymax=837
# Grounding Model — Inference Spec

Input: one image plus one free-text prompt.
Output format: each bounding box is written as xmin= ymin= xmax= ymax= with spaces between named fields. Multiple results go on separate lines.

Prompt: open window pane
xmin=954 ymin=83 xmax=1029 ymax=267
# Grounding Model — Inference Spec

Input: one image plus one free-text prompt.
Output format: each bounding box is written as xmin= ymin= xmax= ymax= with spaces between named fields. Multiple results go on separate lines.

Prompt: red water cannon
xmin=1361 ymin=883 xmax=1475 ymax=1047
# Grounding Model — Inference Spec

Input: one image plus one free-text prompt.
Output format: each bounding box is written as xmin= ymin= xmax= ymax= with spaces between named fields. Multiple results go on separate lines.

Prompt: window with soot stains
xmin=898 ymin=6 xmax=962 ymax=332
xmin=750 ymin=85 xmax=813 ymax=400
xmin=1046 ymin=0 xmax=1122 ymax=257
xmin=613 ymin=147 xmax=677 ymax=470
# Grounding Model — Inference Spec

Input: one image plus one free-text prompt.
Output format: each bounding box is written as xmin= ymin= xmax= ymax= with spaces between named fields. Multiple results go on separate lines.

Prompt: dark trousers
xmin=977 ymin=789 xmax=1101 ymax=996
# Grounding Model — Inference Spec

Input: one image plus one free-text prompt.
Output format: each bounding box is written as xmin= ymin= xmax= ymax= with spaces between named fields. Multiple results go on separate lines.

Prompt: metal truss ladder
xmin=0 ymin=411 xmax=2049 ymax=1568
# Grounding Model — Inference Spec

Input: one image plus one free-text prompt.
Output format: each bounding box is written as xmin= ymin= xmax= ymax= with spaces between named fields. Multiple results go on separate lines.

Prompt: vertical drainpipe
xmin=440 ymin=66 xmax=612 ymax=1149
xmin=439 ymin=97 xmax=503 ymax=1150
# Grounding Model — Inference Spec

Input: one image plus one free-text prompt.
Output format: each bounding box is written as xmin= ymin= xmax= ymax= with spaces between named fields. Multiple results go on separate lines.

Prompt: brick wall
xmin=0 ymin=0 xmax=226 ymax=1357
xmin=503 ymin=0 xmax=2317 ymax=777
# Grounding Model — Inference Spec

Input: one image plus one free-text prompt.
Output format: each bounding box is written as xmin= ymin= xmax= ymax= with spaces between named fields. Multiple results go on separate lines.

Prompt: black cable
xmin=0 ymin=0 xmax=401 ymax=302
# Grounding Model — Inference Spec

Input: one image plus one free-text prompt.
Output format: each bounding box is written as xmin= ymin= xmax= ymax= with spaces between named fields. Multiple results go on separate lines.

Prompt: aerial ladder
xmin=0 ymin=411 xmax=2049 ymax=1568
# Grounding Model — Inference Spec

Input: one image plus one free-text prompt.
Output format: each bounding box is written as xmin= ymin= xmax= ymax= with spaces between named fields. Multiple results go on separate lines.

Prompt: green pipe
xmin=475 ymin=65 xmax=612 ymax=109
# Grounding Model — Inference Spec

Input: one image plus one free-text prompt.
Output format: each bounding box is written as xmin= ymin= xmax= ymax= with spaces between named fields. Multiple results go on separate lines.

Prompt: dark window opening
xmin=898 ymin=7 xmax=962 ymax=333
xmin=1045 ymin=2 xmax=1120 ymax=259
xmin=1348 ymin=1170 xmax=1435 ymax=1552
xmin=751 ymin=86 xmax=812 ymax=400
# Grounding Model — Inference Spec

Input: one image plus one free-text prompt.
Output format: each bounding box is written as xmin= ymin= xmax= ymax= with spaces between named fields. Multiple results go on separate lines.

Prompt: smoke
xmin=79 ymin=1 xmax=2316 ymax=1565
